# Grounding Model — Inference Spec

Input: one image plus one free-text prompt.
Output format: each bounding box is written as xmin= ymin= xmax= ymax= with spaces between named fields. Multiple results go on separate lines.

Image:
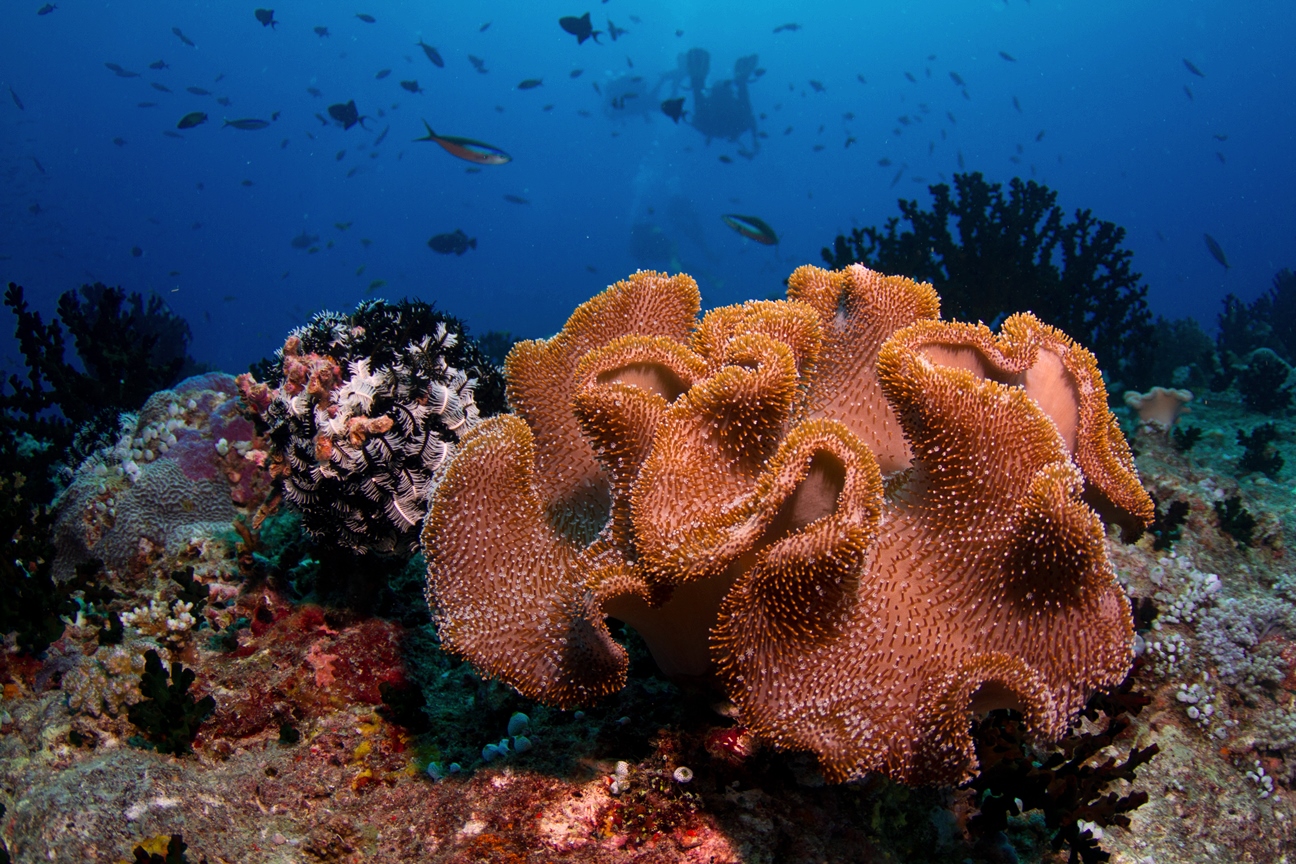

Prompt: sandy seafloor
xmin=0 ymin=374 xmax=1293 ymax=864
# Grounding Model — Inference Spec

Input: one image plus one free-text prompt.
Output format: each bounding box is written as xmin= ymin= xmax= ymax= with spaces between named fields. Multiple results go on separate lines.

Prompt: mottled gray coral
xmin=1198 ymin=596 xmax=1296 ymax=705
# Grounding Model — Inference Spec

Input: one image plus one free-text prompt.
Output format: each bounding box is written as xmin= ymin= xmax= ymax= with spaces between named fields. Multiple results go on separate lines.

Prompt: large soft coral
xmin=422 ymin=265 xmax=1152 ymax=785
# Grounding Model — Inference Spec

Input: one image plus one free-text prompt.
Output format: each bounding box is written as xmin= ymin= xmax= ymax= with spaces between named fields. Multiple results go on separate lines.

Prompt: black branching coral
xmin=238 ymin=299 xmax=505 ymax=556
xmin=1 ymin=282 xmax=198 ymax=503
xmin=821 ymin=173 xmax=1154 ymax=386
xmin=127 ymin=650 xmax=216 ymax=756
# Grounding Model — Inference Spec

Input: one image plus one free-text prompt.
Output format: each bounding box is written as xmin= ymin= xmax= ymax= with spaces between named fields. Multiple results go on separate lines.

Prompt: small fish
xmin=570 ymin=69 xmax=584 ymax=79
xmin=9 ymin=87 xmax=24 ymax=110
xmin=503 ymin=194 xmax=529 ymax=204
xmin=1183 ymin=58 xmax=1205 ymax=77
xmin=812 ymin=144 xmax=825 ymax=152
xmin=607 ymin=19 xmax=628 ymax=41
xmin=105 ymin=62 xmax=141 ymax=78
xmin=314 ymin=113 xmax=328 ymax=125
xmin=660 ymin=97 xmax=686 ymax=124
xmin=172 ymin=27 xmax=196 ymax=47
xmin=113 ymin=137 xmax=126 ymax=146
xmin=346 ymin=166 xmax=359 ymax=177
xmin=414 ymin=121 xmax=511 ymax=164
xmin=427 ymin=229 xmax=476 ymax=255
xmin=373 ymin=125 xmax=389 ymax=146
xmin=177 ymin=111 xmax=207 ymax=129
xmin=328 ymin=100 xmax=369 ymax=130
xmin=355 ymin=13 xmax=376 ymax=23
xmin=468 ymin=55 xmax=487 ymax=73
xmin=517 ymin=78 xmax=542 ymax=90
xmin=280 ymin=138 xmax=288 ymax=148
xmin=367 ymin=279 xmax=386 ymax=292
xmin=361 ymin=238 xmax=372 ymax=247
xmin=890 ymin=168 xmax=904 ymax=187
xmin=1184 ymin=85 xmax=1194 ymax=101
xmin=152 ymin=82 xmax=172 ymax=92
xmin=1213 ymin=133 xmax=1228 ymax=141
xmin=223 ymin=117 xmax=269 ymax=130
xmin=947 ymin=110 xmax=956 ymax=124
xmin=999 ymin=51 xmax=1016 ymax=62
xmin=949 ymin=71 xmax=965 ymax=87
xmin=290 ymin=231 xmax=318 ymax=249
xmin=335 ymin=222 xmax=353 ymax=231
xmin=559 ymin=12 xmax=601 ymax=45
xmin=137 ymin=101 xmax=157 ymax=107
xmin=306 ymin=87 xmax=322 ymax=98
xmin=717 ymin=155 xmax=733 ymax=164
xmin=186 ymin=86 xmax=211 ymax=96
xmin=314 ymin=26 xmax=329 ymax=37
xmin=217 ymin=96 xmax=232 ymax=106
xmin=1035 ymin=129 xmax=1045 ymax=142
xmin=479 ymin=21 xmax=491 ymax=31
xmin=772 ymin=23 xmax=800 ymax=33
xmin=375 ymin=69 xmax=391 ymax=80
xmin=845 ymin=137 xmax=856 ymax=149
xmin=163 ymin=130 xmax=183 ymax=138
xmin=336 ymin=149 xmax=346 ymax=161
xmin=417 ymin=40 xmax=444 ymax=67
xmin=241 ymin=179 xmax=254 ymax=186
xmin=1203 ymin=233 xmax=1229 ymax=269
xmin=897 ymin=115 xmax=910 ymax=126
xmin=255 ymin=8 xmax=277 ymax=28
xmin=1012 ymin=95 xmax=1022 ymax=112
xmin=957 ymin=151 xmax=965 ymax=168
xmin=721 ymin=214 xmax=778 ymax=245
xmin=31 ymin=156 xmax=45 ymax=174
xmin=809 ymin=80 xmax=825 ymax=93
xmin=857 ymin=74 xmax=867 ymax=84
xmin=28 ymin=202 xmax=41 ymax=215
xmin=878 ymin=157 xmax=892 ymax=167
xmin=904 ymin=71 xmax=916 ymax=83
xmin=400 ymin=80 xmax=423 ymax=94
xmin=37 ymin=3 xmax=56 ymax=14
xmin=1216 ymin=151 xmax=1226 ymax=164
xmin=149 ymin=60 xmax=169 ymax=70
xmin=131 ymin=245 xmax=143 ymax=257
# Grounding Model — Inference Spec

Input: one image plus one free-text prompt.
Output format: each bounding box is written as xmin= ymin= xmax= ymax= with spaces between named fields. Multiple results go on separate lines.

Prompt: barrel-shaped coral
xmin=238 ymin=299 xmax=503 ymax=555
xmin=422 ymin=265 xmax=1153 ymax=785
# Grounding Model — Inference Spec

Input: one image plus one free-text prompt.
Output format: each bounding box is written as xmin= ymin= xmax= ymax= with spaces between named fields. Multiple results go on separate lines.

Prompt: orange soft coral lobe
xmin=422 ymin=264 xmax=1152 ymax=785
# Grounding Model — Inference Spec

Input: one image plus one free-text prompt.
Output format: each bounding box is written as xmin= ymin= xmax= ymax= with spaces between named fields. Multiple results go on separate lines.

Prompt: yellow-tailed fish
xmin=414 ymin=121 xmax=511 ymax=165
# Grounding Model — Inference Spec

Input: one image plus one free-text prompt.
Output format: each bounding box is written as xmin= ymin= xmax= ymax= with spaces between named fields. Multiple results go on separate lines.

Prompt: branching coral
xmin=820 ymin=173 xmax=1154 ymax=387
xmin=423 ymin=265 xmax=1152 ymax=785
xmin=239 ymin=299 xmax=505 ymax=555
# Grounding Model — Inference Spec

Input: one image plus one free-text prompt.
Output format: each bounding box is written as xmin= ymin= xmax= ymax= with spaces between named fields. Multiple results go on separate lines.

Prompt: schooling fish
xmin=172 ymin=27 xmax=196 ymax=47
xmin=427 ymin=229 xmax=476 ymax=256
xmin=517 ymin=78 xmax=542 ymax=90
xmin=217 ymin=96 xmax=232 ymax=106
xmin=399 ymin=80 xmax=423 ymax=93
xmin=772 ymin=23 xmax=800 ymax=33
xmin=999 ymin=51 xmax=1016 ymax=62
xmin=1183 ymin=58 xmax=1205 ymax=77
xmin=949 ymin=71 xmax=965 ymax=87
xmin=355 ymin=13 xmax=376 ymax=23
xmin=375 ymin=69 xmax=391 ymax=79
xmin=105 ymin=62 xmax=141 ymax=78
xmin=290 ymin=232 xmax=318 ymax=249
xmin=559 ymin=12 xmax=601 ymax=45
xmin=255 ymin=8 xmax=277 ymax=28
xmin=328 ymin=100 xmax=369 ymax=130
xmin=468 ymin=55 xmax=487 ymax=73
xmin=314 ymin=26 xmax=329 ymax=37
xmin=660 ymin=97 xmax=686 ymax=123
xmin=373 ymin=125 xmax=389 ymax=146
xmin=37 ymin=4 xmax=56 ymax=14
xmin=607 ymin=19 xmax=628 ymax=41
xmin=177 ymin=111 xmax=208 ymax=129
xmin=416 ymin=40 xmax=444 ymax=67
xmin=9 ymin=87 xmax=23 ymax=110
xmin=186 ymin=86 xmax=211 ymax=96
xmin=414 ymin=120 xmax=511 ymax=164
xmin=223 ymin=117 xmax=269 ymax=130
xmin=503 ymin=194 xmax=529 ymax=204
xmin=1203 ymin=234 xmax=1230 ymax=269
xmin=721 ymin=214 xmax=778 ymax=245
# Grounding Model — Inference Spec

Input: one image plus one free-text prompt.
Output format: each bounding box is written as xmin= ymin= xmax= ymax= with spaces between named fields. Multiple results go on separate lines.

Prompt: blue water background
xmin=2 ymin=0 xmax=1293 ymax=374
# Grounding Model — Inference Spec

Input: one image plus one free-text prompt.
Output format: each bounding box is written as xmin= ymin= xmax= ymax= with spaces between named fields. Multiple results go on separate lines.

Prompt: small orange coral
xmin=422 ymin=263 xmax=1153 ymax=784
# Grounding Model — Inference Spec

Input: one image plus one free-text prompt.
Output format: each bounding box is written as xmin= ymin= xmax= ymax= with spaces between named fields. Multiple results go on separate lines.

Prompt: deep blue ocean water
xmin=2 ymin=0 xmax=1292 ymax=374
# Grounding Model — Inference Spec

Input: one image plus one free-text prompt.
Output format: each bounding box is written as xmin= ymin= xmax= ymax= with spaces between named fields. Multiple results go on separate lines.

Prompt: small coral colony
xmin=3 ymin=180 xmax=1294 ymax=861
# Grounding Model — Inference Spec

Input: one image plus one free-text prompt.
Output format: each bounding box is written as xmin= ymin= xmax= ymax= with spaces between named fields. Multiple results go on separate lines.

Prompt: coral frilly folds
xmin=422 ymin=265 xmax=1153 ymax=785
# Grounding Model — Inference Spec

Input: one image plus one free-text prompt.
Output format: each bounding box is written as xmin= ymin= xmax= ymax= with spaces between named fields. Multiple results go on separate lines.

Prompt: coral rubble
xmin=423 ymin=265 xmax=1153 ymax=785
